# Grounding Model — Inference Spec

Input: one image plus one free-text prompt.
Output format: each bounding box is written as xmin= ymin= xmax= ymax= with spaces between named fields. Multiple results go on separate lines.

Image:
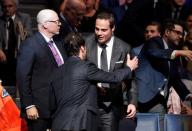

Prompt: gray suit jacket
xmin=0 ymin=12 xmax=32 ymax=51
xmin=85 ymin=34 xmax=137 ymax=107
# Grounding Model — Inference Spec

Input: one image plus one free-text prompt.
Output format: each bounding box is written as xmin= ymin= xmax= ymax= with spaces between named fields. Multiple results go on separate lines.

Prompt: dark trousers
xmin=97 ymin=106 xmax=136 ymax=131
xmin=26 ymin=118 xmax=51 ymax=131
xmin=138 ymin=93 xmax=167 ymax=114
xmin=0 ymin=54 xmax=16 ymax=86
xmin=97 ymin=108 xmax=115 ymax=131
xmin=118 ymin=118 xmax=136 ymax=131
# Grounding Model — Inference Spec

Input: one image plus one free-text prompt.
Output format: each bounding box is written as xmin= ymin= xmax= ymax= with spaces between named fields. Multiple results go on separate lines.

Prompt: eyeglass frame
xmin=169 ymin=29 xmax=184 ymax=36
xmin=46 ymin=20 xmax=61 ymax=25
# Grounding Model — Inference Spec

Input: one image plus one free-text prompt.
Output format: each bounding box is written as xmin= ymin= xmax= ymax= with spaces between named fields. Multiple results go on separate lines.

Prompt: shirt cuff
xmin=171 ymin=50 xmax=176 ymax=59
xmin=26 ymin=105 xmax=35 ymax=109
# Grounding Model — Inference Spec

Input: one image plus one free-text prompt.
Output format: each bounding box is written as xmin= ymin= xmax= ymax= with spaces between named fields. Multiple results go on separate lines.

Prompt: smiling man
xmin=141 ymin=20 xmax=192 ymax=113
xmin=85 ymin=10 xmax=137 ymax=131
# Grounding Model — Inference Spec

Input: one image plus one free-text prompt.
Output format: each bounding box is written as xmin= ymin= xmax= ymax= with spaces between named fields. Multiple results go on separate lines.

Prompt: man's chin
xmin=55 ymin=32 xmax=60 ymax=35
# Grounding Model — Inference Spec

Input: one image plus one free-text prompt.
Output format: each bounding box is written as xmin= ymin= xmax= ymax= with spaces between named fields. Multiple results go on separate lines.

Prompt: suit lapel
xmin=89 ymin=38 xmax=98 ymax=66
xmin=110 ymin=38 xmax=122 ymax=71
xmin=36 ymin=32 xmax=59 ymax=66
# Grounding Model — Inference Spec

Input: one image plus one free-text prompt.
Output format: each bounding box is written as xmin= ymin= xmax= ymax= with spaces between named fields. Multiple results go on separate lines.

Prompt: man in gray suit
xmin=51 ymin=32 xmax=138 ymax=131
xmin=85 ymin=10 xmax=137 ymax=131
xmin=0 ymin=0 xmax=32 ymax=85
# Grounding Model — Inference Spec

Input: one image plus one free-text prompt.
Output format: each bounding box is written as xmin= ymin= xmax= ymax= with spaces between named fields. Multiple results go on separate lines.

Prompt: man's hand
xmin=0 ymin=50 xmax=6 ymax=63
xmin=26 ymin=106 xmax=39 ymax=120
xmin=126 ymin=104 xmax=136 ymax=118
xmin=126 ymin=54 xmax=138 ymax=71
xmin=175 ymin=50 xmax=192 ymax=60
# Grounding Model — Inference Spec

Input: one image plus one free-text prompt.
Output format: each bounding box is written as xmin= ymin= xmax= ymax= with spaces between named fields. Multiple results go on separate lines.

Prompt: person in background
xmin=142 ymin=20 xmax=192 ymax=113
xmin=79 ymin=0 xmax=99 ymax=33
xmin=51 ymin=32 xmax=138 ymax=131
xmin=53 ymin=0 xmax=86 ymax=42
xmin=0 ymin=0 xmax=32 ymax=86
xmin=186 ymin=13 xmax=192 ymax=32
xmin=85 ymin=10 xmax=137 ymax=131
xmin=17 ymin=9 xmax=66 ymax=131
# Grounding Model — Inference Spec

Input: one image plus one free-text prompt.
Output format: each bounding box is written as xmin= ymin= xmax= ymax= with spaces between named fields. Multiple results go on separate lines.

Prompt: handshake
xmin=126 ymin=54 xmax=138 ymax=71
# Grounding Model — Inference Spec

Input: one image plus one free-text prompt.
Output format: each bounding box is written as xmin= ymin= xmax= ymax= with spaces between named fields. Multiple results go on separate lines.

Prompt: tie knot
xmin=7 ymin=17 xmax=14 ymax=28
xmin=100 ymin=44 xmax=107 ymax=49
xmin=8 ymin=17 xmax=12 ymax=21
xmin=48 ymin=40 xmax=54 ymax=45
xmin=7 ymin=17 xmax=13 ymax=24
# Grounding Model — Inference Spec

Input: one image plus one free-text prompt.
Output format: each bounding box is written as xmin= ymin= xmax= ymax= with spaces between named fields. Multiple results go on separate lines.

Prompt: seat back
xmin=164 ymin=114 xmax=192 ymax=131
xmin=136 ymin=113 xmax=160 ymax=131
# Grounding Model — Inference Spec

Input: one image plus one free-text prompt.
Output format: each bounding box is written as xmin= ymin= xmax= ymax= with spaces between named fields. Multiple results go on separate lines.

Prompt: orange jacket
xmin=0 ymin=84 xmax=27 ymax=131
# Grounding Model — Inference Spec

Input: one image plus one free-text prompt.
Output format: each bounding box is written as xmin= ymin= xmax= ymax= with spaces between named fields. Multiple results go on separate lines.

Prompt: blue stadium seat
xmin=135 ymin=113 xmax=160 ymax=131
xmin=164 ymin=114 xmax=192 ymax=131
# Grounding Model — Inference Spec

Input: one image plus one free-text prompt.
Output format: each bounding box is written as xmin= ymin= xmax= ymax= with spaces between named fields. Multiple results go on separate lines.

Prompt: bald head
xmin=36 ymin=9 xmax=61 ymax=38
xmin=37 ymin=9 xmax=58 ymax=24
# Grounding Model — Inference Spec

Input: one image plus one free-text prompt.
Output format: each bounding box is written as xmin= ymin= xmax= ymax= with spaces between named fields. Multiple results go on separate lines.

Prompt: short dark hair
xmin=147 ymin=21 xmax=162 ymax=33
xmin=96 ymin=10 xmax=115 ymax=29
xmin=64 ymin=32 xmax=85 ymax=56
xmin=162 ymin=20 xmax=184 ymax=34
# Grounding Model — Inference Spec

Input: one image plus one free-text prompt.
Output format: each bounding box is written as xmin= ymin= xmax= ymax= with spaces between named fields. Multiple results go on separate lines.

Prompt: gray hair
xmin=36 ymin=9 xmax=58 ymax=24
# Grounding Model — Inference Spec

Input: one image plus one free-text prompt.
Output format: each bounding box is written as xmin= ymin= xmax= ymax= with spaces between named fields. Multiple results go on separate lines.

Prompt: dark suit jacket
xmin=85 ymin=34 xmax=137 ymax=108
xmin=16 ymin=32 xmax=67 ymax=118
xmin=143 ymin=37 xmax=190 ymax=101
xmin=132 ymin=44 xmax=166 ymax=103
xmin=51 ymin=56 xmax=132 ymax=131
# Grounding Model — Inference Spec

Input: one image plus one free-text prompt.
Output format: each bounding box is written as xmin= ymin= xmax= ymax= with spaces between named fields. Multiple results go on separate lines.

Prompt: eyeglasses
xmin=170 ymin=29 xmax=183 ymax=36
xmin=46 ymin=20 xmax=61 ymax=25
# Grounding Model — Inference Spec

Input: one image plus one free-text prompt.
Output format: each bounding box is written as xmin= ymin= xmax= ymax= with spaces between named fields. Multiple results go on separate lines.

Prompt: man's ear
xmin=42 ymin=23 xmax=48 ymax=29
xmin=80 ymin=46 xmax=85 ymax=52
xmin=112 ymin=25 xmax=115 ymax=32
xmin=165 ymin=29 xmax=170 ymax=36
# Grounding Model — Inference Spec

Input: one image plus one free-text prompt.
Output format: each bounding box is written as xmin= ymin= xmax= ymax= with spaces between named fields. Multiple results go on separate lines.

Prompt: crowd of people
xmin=0 ymin=0 xmax=192 ymax=131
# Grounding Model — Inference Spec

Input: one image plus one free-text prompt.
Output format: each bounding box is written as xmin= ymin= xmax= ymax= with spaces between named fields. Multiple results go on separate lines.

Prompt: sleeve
xmin=86 ymin=62 xmax=132 ymax=84
xmin=16 ymin=41 xmax=35 ymax=109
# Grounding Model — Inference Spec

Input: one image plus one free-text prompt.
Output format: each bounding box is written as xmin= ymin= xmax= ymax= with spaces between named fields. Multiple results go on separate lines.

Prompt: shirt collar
xmin=39 ymin=32 xmax=52 ymax=43
xmin=98 ymin=36 xmax=114 ymax=48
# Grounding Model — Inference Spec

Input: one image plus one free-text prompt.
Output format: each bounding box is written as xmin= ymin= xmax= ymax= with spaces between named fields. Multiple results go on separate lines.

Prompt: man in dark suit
xmin=131 ymin=21 xmax=166 ymax=113
xmin=141 ymin=20 xmax=192 ymax=113
xmin=16 ymin=9 xmax=66 ymax=131
xmin=85 ymin=11 xmax=137 ymax=131
xmin=0 ymin=0 xmax=32 ymax=86
xmin=51 ymin=32 xmax=138 ymax=131
xmin=53 ymin=0 xmax=86 ymax=42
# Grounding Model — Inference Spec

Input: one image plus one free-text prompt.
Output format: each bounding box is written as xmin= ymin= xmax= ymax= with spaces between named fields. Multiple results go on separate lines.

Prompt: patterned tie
xmin=48 ymin=40 xmax=64 ymax=66
xmin=100 ymin=44 xmax=109 ymax=88
xmin=100 ymin=44 xmax=111 ymax=109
